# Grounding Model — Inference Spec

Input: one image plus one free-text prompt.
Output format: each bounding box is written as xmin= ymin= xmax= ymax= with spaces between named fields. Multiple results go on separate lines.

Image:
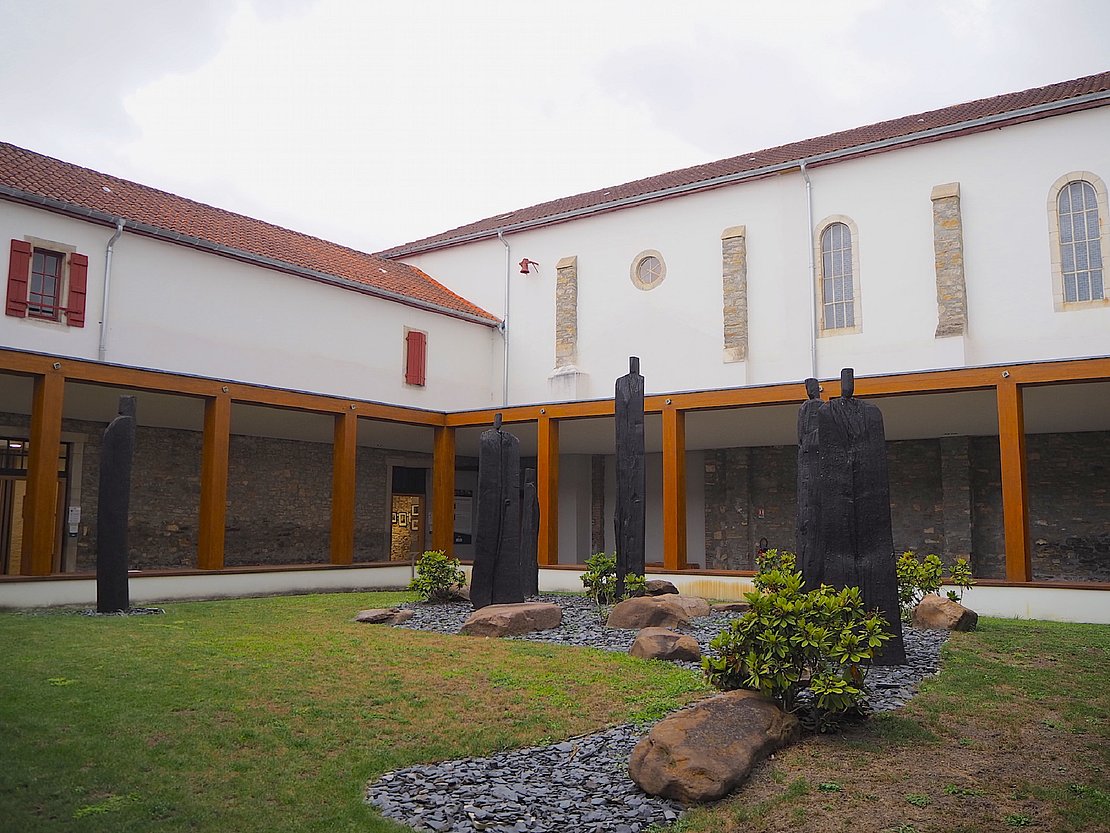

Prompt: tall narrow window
xmin=820 ymin=221 xmax=855 ymax=330
xmin=28 ymin=248 xmax=64 ymax=320
xmin=1057 ymin=180 xmax=1104 ymax=303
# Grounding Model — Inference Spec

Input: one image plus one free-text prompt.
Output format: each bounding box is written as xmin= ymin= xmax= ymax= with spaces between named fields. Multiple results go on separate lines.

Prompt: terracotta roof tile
xmin=0 ymin=143 xmax=498 ymax=324
xmin=379 ymin=71 xmax=1110 ymax=257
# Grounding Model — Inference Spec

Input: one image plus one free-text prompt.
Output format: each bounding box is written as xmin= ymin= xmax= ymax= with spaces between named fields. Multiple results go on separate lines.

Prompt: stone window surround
xmin=1046 ymin=170 xmax=1110 ymax=312
xmin=20 ymin=235 xmax=78 ymax=328
xmin=629 ymin=249 xmax=666 ymax=291
xmin=814 ymin=214 xmax=863 ymax=336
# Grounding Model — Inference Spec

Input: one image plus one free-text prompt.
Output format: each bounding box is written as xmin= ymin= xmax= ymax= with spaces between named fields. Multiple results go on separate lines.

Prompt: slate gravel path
xmin=368 ymin=594 xmax=948 ymax=833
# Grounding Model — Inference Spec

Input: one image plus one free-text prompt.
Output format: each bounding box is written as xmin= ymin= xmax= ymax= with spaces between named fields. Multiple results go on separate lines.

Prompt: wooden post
xmin=21 ymin=370 xmax=64 ymax=576
xmin=537 ymin=416 xmax=559 ymax=565
xmin=330 ymin=410 xmax=358 ymax=565
xmin=997 ymin=378 xmax=1031 ymax=582
xmin=432 ymin=425 xmax=455 ymax=555
xmin=662 ymin=406 xmax=687 ymax=571
xmin=197 ymin=394 xmax=231 ymax=570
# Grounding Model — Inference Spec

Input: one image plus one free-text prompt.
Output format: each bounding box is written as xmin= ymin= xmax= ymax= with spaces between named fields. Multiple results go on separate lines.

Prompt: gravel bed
xmin=370 ymin=594 xmax=949 ymax=832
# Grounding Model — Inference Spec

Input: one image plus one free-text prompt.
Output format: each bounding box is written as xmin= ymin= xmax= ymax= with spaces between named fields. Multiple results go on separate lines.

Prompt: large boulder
xmin=667 ymin=595 xmax=711 ymax=618
xmin=711 ymin=601 xmax=751 ymax=615
xmin=606 ymin=596 xmax=693 ymax=629
xmin=630 ymin=627 xmax=701 ymax=662
xmin=912 ymin=594 xmax=978 ymax=631
xmin=460 ymin=602 xmax=562 ymax=637
xmin=354 ymin=608 xmax=414 ymax=625
xmin=629 ymin=690 xmax=800 ymax=804
xmin=644 ymin=579 xmax=679 ymax=596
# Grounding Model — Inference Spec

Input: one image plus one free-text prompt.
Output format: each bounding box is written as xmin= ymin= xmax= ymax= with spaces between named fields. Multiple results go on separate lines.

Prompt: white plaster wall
xmin=0 ymin=202 xmax=499 ymax=409
xmin=403 ymin=107 xmax=1110 ymax=405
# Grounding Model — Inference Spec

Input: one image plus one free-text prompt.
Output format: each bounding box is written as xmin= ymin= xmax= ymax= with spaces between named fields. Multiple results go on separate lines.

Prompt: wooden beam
xmin=197 ymin=394 xmax=231 ymax=570
xmin=662 ymin=407 xmax=688 ymax=571
xmin=997 ymin=379 xmax=1031 ymax=582
xmin=21 ymin=371 xmax=64 ymax=575
xmin=330 ymin=410 xmax=358 ymax=565
xmin=0 ymin=348 xmax=444 ymax=425
xmin=432 ymin=426 xmax=456 ymax=556
xmin=537 ymin=417 xmax=559 ymax=566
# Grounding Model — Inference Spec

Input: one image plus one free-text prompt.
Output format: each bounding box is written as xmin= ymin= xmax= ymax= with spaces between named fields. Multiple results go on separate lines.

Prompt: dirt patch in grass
xmin=676 ymin=620 xmax=1110 ymax=833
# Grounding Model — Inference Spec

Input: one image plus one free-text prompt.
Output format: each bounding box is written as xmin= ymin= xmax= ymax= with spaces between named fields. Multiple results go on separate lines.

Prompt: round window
xmin=630 ymin=249 xmax=666 ymax=290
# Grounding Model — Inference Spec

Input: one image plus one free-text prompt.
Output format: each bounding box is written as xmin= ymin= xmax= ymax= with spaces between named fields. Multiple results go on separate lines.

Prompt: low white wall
xmin=3 ymin=568 xmax=1107 ymax=624
xmin=957 ymin=585 xmax=1110 ymax=624
xmin=539 ymin=569 xmax=1110 ymax=624
xmin=0 ymin=565 xmax=416 ymax=608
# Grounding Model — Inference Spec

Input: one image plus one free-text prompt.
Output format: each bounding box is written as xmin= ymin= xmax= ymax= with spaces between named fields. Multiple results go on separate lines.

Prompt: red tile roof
xmin=0 ymin=143 xmax=498 ymax=324
xmin=379 ymin=71 xmax=1110 ymax=258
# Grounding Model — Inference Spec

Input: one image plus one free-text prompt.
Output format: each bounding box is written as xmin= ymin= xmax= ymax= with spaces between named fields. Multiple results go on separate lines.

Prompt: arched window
xmin=816 ymin=217 xmax=861 ymax=332
xmin=1057 ymin=180 xmax=1104 ymax=303
xmin=1048 ymin=172 xmax=1109 ymax=310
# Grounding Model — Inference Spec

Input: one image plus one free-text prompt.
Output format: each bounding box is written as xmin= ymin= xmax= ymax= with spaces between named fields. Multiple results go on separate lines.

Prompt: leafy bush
xmin=896 ymin=551 xmax=943 ymax=617
xmin=580 ymin=552 xmax=646 ymax=606
xmin=703 ymin=549 xmax=891 ymax=732
xmin=408 ymin=550 xmax=466 ymax=603
xmin=946 ymin=557 xmax=975 ymax=603
xmin=897 ymin=551 xmax=976 ymax=616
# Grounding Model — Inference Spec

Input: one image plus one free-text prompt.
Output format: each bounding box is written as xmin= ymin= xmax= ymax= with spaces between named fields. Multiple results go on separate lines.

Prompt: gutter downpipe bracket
xmin=497 ymin=229 xmax=510 ymax=407
xmin=800 ymin=161 xmax=817 ymax=379
xmin=98 ymin=218 xmax=125 ymax=363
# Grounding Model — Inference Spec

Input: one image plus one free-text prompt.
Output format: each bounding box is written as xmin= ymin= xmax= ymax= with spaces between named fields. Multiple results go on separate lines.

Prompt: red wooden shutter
xmin=405 ymin=330 xmax=427 ymax=386
xmin=65 ymin=252 xmax=89 ymax=327
xmin=6 ymin=239 xmax=32 ymax=317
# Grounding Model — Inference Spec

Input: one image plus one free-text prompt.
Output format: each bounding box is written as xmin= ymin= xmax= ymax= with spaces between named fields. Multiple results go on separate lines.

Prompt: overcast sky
xmin=2 ymin=0 xmax=1107 ymax=253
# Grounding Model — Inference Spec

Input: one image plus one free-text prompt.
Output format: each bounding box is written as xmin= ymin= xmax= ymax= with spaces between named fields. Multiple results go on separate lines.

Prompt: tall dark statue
xmin=520 ymin=467 xmax=540 ymax=597
xmin=470 ymin=414 xmax=524 ymax=609
xmin=614 ymin=356 xmax=646 ymax=598
xmin=796 ymin=378 xmax=824 ymax=590
xmin=96 ymin=395 xmax=136 ymax=613
xmin=815 ymin=369 xmax=906 ymax=665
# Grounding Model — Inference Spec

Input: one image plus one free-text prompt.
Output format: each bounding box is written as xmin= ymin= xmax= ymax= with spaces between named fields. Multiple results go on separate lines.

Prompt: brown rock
xmin=644 ymin=579 xmax=679 ymax=596
xmin=629 ymin=690 xmax=800 ymax=803
xmin=460 ymin=602 xmax=562 ymax=637
xmin=630 ymin=627 xmax=701 ymax=662
xmin=711 ymin=601 xmax=752 ymax=614
xmin=912 ymin=594 xmax=978 ymax=630
xmin=667 ymin=594 xmax=711 ymax=618
xmin=353 ymin=608 xmax=414 ymax=625
xmin=448 ymin=585 xmax=471 ymax=603
xmin=606 ymin=596 xmax=693 ymax=629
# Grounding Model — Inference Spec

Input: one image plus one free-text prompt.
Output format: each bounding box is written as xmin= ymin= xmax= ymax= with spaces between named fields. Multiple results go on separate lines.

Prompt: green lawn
xmin=0 ymin=592 xmax=708 ymax=832
xmin=3 ymin=595 xmax=1108 ymax=833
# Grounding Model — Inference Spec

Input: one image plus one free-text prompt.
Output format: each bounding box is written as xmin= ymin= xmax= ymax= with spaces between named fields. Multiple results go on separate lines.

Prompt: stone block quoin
xmin=721 ymin=226 xmax=748 ymax=363
xmin=931 ymin=182 xmax=968 ymax=338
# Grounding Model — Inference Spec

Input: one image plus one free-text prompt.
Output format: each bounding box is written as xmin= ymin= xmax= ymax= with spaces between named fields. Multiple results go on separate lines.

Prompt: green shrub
xmin=580 ymin=552 xmax=645 ymax=606
xmin=408 ymin=550 xmax=466 ymax=603
xmin=703 ymin=549 xmax=891 ymax=732
xmin=946 ymin=557 xmax=975 ymax=603
xmin=898 ymin=551 xmax=977 ymax=616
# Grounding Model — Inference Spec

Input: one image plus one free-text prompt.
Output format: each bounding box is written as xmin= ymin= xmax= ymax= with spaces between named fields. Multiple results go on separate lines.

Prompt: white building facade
xmin=1 ymin=72 xmax=1107 ymax=618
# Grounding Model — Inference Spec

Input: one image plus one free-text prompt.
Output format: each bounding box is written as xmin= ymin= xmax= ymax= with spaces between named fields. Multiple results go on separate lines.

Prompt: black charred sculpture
xmin=520 ymin=467 xmax=540 ymax=597
xmin=96 ymin=395 xmax=136 ymax=613
xmin=614 ymin=357 xmax=646 ymax=598
xmin=470 ymin=414 xmax=524 ymax=609
xmin=810 ymin=368 xmax=906 ymax=665
xmin=796 ymin=377 xmax=823 ymax=588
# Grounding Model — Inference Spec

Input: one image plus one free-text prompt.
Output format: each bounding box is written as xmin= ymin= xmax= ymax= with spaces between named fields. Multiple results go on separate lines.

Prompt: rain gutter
xmin=0 ymin=185 xmax=499 ymax=328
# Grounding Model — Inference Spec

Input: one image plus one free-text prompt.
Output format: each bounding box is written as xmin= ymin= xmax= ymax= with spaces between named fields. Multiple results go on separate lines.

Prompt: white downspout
xmin=800 ymin=162 xmax=817 ymax=379
xmin=497 ymin=228 xmax=510 ymax=406
xmin=98 ymin=218 xmax=125 ymax=363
